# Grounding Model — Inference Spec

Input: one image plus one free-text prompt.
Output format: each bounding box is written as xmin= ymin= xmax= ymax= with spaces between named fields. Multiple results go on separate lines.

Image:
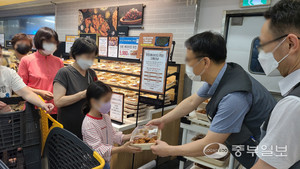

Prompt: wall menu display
xmin=80 ymin=33 xmax=97 ymax=42
xmin=110 ymin=92 xmax=124 ymax=123
xmin=140 ymin=48 xmax=169 ymax=94
xmin=119 ymin=37 xmax=139 ymax=59
xmin=137 ymin=33 xmax=173 ymax=58
xmin=5 ymin=40 xmax=12 ymax=48
xmin=108 ymin=37 xmax=118 ymax=58
xmin=78 ymin=7 xmax=118 ymax=36
xmin=118 ymin=4 xmax=143 ymax=26
xmin=65 ymin=35 xmax=79 ymax=53
xmin=0 ymin=34 xmax=4 ymax=46
xmin=98 ymin=36 xmax=108 ymax=56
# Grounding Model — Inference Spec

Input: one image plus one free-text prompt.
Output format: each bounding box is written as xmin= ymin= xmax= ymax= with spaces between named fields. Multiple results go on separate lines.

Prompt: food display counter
xmin=63 ymin=57 xmax=182 ymax=124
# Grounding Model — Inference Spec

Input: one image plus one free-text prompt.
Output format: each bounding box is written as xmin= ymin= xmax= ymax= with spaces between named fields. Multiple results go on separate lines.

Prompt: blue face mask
xmin=98 ymin=101 xmax=111 ymax=114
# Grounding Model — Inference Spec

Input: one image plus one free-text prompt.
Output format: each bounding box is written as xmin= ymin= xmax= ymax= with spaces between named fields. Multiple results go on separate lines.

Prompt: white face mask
xmin=185 ymin=59 xmax=205 ymax=81
xmin=42 ymin=42 xmax=57 ymax=55
xmin=77 ymin=58 xmax=93 ymax=70
xmin=258 ymin=37 xmax=289 ymax=76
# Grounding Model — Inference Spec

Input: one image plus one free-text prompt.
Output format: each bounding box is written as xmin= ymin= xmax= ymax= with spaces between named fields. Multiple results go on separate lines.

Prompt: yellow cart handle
xmin=92 ymin=151 xmax=106 ymax=169
xmin=38 ymin=96 xmax=63 ymax=155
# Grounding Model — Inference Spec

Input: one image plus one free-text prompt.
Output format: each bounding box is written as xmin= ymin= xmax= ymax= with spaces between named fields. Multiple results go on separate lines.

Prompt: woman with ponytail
xmin=82 ymin=81 xmax=141 ymax=169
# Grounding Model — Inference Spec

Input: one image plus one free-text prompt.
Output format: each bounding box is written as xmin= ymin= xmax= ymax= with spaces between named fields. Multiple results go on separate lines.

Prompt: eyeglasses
xmin=257 ymin=34 xmax=300 ymax=52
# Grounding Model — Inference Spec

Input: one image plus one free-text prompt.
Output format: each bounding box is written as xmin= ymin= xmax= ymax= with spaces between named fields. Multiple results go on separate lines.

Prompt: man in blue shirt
xmin=148 ymin=31 xmax=276 ymax=168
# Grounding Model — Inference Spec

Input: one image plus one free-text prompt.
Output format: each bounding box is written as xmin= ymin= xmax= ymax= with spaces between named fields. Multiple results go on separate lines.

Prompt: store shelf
xmin=108 ymin=83 xmax=177 ymax=94
xmin=167 ymin=72 xmax=179 ymax=78
xmin=95 ymin=68 xmax=178 ymax=78
xmin=108 ymin=84 xmax=139 ymax=92
xmin=98 ymin=56 xmax=141 ymax=63
xmin=166 ymin=84 xmax=177 ymax=91
xmin=94 ymin=68 xmax=140 ymax=77
xmin=112 ymin=105 xmax=176 ymax=132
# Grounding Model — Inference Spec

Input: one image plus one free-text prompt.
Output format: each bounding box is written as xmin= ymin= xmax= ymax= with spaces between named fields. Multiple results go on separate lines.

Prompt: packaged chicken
xmin=130 ymin=125 xmax=161 ymax=150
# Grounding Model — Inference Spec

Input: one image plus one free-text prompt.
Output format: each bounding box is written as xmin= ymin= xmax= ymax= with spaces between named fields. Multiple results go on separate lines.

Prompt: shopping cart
xmin=0 ymin=97 xmax=105 ymax=169
xmin=0 ymin=97 xmax=41 ymax=169
xmin=43 ymin=127 xmax=105 ymax=169
xmin=39 ymin=98 xmax=105 ymax=169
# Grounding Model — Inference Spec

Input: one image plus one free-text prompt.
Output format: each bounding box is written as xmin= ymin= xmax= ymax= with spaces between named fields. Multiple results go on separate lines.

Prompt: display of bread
xmin=63 ymin=59 xmax=178 ymax=120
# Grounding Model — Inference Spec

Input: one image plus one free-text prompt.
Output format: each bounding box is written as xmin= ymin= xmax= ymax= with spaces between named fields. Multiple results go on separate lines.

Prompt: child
xmin=82 ymin=81 xmax=141 ymax=169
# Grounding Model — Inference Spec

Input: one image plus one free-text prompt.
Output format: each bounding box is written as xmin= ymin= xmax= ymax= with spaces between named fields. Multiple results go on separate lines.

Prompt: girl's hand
xmin=122 ymin=134 xmax=132 ymax=142
xmin=122 ymin=141 xmax=142 ymax=153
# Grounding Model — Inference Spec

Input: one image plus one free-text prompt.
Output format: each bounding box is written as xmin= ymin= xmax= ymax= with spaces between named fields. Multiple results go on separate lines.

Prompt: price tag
xmin=110 ymin=92 xmax=124 ymax=123
xmin=65 ymin=35 xmax=79 ymax=53
xmin=140 ymin=48 xmax=169 ymax=94
xmin=119 ymin=37 xmax=139 ymax=59
xmin=0 ymin=34 xmax=4 ymax=47
xmin=108 ymin=37 xmax=118 ymax=58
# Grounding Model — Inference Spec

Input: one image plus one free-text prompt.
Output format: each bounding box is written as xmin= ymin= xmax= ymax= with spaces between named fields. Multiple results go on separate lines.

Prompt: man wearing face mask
xmin=53 ymin=37 xmax=98 ymax=139
xmin=252 ymin=1 xmax=300 ymax=169
xmin=11 ymin=33 xmax=33 ymax=71
xmin=148 ymin=31 xmax=277 ymax=168
xmin=18 ymin=27 xmax=64 ymax=119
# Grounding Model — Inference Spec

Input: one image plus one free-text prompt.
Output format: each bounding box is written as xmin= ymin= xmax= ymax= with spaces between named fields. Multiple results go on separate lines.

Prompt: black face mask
xmin=16 ymin=44 xmax=31 ymax=55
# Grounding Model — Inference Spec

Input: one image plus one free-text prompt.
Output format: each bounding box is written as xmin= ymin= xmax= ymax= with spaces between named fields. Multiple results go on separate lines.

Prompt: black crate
xmin=0 ymin=111 xmax=25 ymax=151
xmin=22 ymin=144 xmax=41 ymax=169
xmin=23 ymin=104 xmax=41 ymax=147
xmin=0 ymin=148 xmax=24 ymax=169
xmin=0 ymin=145 xmax=41 ymax=169
xmin=0 ymin=99 xmax=41 ymax=150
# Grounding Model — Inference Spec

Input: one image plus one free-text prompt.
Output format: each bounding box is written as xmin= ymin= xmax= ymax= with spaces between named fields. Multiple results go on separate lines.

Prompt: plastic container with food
xmin=130 ymin=125 xmax=161 ymax=150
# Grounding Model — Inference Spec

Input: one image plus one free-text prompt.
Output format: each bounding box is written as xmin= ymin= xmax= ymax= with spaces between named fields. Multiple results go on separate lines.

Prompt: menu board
xmin=140 ymin=48 xmax=169 ymax=94
xmin=80 ymin=33 xmax=97 ymax=42
xmin=98 ymin=36 xmax=108 ymax=56
xmin=65 ymin=35 xmax=79 ymax=53
xmin=108 ymin=37 xmax=118 ymax=58
xmin=78 ymin=7 xmax=118 ymax=36
xmin=0 ymin=34 xmax=4 ymax=47
xmin=5 ymin=40 xmax=12 ymax=49
xmin=119 ymin=37 xmax=139 ymax=59
xmin=110 ymin=93 xmax=124 ymax=123
xmin=137 ymin=33 xmax=173 ymax=58
xmin=118 ymin=4 xmax=144 ymax=26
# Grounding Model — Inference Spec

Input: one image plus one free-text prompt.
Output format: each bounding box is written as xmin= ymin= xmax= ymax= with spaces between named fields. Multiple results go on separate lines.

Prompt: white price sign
xmin=98 ymin=37 xmax=108 ymax=56
xmin=110 ymin=93 xmax=124 ymax=123
xmin=141 ymin=49 xmax=169 ymax=94
xmin=65 ymin=35 xmax=79 ymax=53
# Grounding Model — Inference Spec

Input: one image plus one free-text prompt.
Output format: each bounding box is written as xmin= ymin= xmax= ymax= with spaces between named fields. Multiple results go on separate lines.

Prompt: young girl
xmin=82 ymin=81 xmax=141 ymax=169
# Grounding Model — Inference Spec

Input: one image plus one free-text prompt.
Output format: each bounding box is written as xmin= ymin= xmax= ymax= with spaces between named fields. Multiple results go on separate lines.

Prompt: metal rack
xmin=94 ymin=57 xmax=180 ymax=109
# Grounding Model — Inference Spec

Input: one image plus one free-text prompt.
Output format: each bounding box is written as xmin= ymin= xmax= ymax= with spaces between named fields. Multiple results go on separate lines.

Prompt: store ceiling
xmin=0 ymin=0 xmax=82 ymax=10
